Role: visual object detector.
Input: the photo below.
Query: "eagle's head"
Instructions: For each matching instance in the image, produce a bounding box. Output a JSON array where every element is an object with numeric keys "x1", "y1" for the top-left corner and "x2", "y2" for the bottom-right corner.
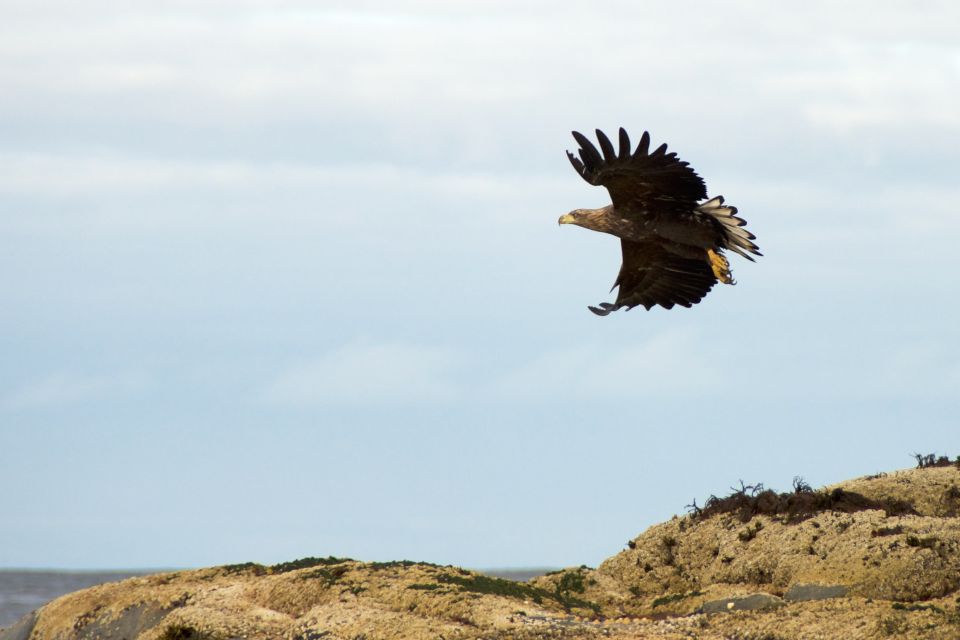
[{"x1": 558, "y1": 206, "x2": 621, "y2": 235}]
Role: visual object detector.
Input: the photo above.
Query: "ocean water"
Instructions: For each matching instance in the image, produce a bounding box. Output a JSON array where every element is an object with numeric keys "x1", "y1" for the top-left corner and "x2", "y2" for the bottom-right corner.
[
  {"x1": 0, "y1": 568, "x2": 549, "y2": 629},
  {"x1": 0, "y1": 570, "x2": 151, "y2": 628}
]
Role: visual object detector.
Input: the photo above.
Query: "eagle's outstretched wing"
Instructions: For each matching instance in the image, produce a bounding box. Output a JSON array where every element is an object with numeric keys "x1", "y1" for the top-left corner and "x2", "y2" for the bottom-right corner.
[
  {"x1": 589, "y1": 240, "x2": 717, "y2": 315},
  {"x1": 567, "y1": 128, "x2": 706, "y2": 213}
]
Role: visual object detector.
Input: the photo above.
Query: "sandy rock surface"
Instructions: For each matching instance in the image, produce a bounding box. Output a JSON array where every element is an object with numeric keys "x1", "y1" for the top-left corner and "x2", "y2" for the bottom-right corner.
[{"x1": 4, "y1": 465, "x2": 960, "y2": 639}]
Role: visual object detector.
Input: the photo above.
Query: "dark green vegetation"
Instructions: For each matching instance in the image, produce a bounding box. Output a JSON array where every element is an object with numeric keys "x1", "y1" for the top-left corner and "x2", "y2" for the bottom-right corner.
[
  {"x1": 556, "y1": 570, "x2": 588, "y2": 595},
  {"x1": 300, "y1": 564, "x2": 351, "y2": 586},
  {"x1": 904, "y1": 535, "x2": 939, "y2": 550},
  {"x1": 159, "y1": 625, "x2": 218, "y2": 640},
  {"x1": 218, "y1": 562, "x2": 267, "y2": 576},
  {"x1": 407, "y1": 568, "x2": 601, "y2": 616},
  {"x1": 941, "y1": 485, "x2": 960, "y2": 516},
  {"x1": 368, "y1": 560, "x2": 441, "y2": 571},
  {"x1": 893, "y1": 602, "x2": 943, "y2": 613},
  {"x1": 272, "y1": 556, "x2": 352, "y2": 574},
  {"x1": 687, "y1": 479, "x2": 915, "y2": 524},
  {"x1": 738, "y1": 520, "x2": 764, "y2": 542},
  {"x1": 872, "y1": 525, "x2": 905, "y2": 537},
  {"x1": 659, "y1": 537, "x2": 678, "y2": 566},
  {"x1": 651, "y1": 590, "x2": 704, "y2": 608},
  {"x1": 880, "y1": 603, "x2": 960, "y2": 637},
  {"x1": 219, "y1": 556, "x2": 353, "y2": 577}
]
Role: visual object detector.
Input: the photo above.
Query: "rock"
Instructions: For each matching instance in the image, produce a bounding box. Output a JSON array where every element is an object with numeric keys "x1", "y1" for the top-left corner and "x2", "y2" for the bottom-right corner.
[
  {"x1": 0, "y1": 612, "x2": 36, "y2": 640},
  {"x1": 599, "y1": 466, "x2": 960, "y2": 603},
  {"x1": 698, "y1": 593, "x2": 785, "y2": 613},
  {"x1": 784, "y1": 583, "x2": 849, "y2": 602},
  {"x1": 19, "y1": 465, "x2": 960, "y2": 639},
  {"x1": 73, "y1": 602, "x2": 170, "y2": 639}
]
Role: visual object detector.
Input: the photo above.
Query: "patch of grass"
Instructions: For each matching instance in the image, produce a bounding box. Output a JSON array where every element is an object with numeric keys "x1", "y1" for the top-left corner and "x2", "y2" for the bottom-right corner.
[
  {"x1": 438, "y1": 573, "x2": 546, "y2": 602},
  {"x1": 368, "y1": 560, "x2": 441, "y2": 571},
  {"x1": 218, "y1": 562, "x2": 267, "y2": 576},
  {"x1": 947, "y1": 605, "x2": 960, "y2": 624},
  {"x1": 660, "y1": 536, "x2": 678, "y2": 566},
  {"x1": 408, "y1": 583, "x2": 442, "y2": 591},
  {"x1": 557, "y1": 570, "x2": 586, "y2": 594},
  {"x1": 892, "y1": 602, "x2": 944, "y2": 614},
  {"x1": 436, "y1": 572, "x2": 601, "y2": 616},
  {"x1": 904, "y1": 535, "x2": 938, "y2": 550},
  {"x1": 878, "y1": 614, "x2": 908, "y2": 636},
  {"x1": 219, "y1": 557, "x2": 353, "y2": 577},
  {"x1": 651, "y1": 590, "x2": 704, "y2": 608},
  {"x1": 738, "y1": 520, "x2": 764, "y2": 542},
  {"x1": 940, "y1": 486, "x2": 960, "y2": 516},
  {"x1": 158, "y1": 625, "x2": 219, "y2": 640},
  {"x1": 872, "y1": 525, "x2": 904, "y2": 537},
  {"x1": 299, "y1": 565, "x2": 350, "y2": 585},
  {"x1": 271, "y1": 556, "x2": 351, "y2": 574},
  {"x1": 292, "y1": 631, "x2": 331, "y2": 640}
]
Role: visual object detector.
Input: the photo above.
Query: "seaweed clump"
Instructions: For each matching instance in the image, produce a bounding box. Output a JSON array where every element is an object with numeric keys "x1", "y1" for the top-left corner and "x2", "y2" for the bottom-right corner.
[
  {"x1": 913, "y1": 453, "x2": 960, "y2": 469},
  {"x1": 688, "y1": 478, "x2": 916, "y2": 524}
]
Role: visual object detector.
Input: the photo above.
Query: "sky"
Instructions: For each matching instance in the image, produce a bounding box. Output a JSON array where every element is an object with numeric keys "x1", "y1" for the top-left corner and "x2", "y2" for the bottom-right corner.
[{"x1": 1, "y1": 1, "x2": 958, "y2": 571}]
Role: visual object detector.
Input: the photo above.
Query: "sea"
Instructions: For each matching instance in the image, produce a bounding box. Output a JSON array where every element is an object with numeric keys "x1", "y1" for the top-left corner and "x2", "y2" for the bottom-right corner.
[
  {"x1": 0, "y1": 568, "x2": 548, "y2": 629},
  {"x1": 0, "y1": 570, "x2": 153, "y2": 629}
]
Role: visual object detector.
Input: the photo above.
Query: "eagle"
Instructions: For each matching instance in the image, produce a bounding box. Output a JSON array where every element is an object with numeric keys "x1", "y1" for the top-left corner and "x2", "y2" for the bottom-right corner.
[{"x1": 560, "y1": 128, "x2": 760, "y2": 314}]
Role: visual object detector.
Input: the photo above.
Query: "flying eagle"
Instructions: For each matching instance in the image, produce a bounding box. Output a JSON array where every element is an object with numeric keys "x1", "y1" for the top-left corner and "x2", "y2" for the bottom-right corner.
[{"x1": 560, "y1": 128, "x2": 760, "y2": 314}]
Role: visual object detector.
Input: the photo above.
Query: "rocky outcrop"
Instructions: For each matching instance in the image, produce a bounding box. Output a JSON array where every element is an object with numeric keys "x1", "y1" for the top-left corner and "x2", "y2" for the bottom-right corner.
[
  {"x1": 5, "y1": 466, "x2": 960, "y2": 639},
  {"x1": 589, "y1": 465, "x2": 960, "y2": 613}
]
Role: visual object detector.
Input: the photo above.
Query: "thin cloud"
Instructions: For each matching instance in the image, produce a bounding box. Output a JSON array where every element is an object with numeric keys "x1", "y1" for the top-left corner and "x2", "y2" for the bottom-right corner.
[
  {"x1": 258, "y1": 330, "x2": 720, "y2": 408},
  {"x1": 491, "y1": 327, "x2": 714, "y2": 401},
  {"x1": 2, "y1": 371, "x2": 148, "y2": 410},
  {"x1": 0, "y1": 152, "x2": 565, "y2": 201},
  {"x1": 260, "y1": 342, "x2": 461, "y2": 406}
]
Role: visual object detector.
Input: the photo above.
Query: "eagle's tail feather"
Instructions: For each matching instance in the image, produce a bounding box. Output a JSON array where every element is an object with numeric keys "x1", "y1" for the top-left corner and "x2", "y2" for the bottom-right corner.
[{"x1": 698, "y1": 196, "x2": 762, "y2": 260}]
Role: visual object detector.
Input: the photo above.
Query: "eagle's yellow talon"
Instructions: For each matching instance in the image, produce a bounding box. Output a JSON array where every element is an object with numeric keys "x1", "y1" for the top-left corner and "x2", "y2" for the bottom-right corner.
[{"x1": 707, "y1": 249, "x2": 734, "y2": 284}]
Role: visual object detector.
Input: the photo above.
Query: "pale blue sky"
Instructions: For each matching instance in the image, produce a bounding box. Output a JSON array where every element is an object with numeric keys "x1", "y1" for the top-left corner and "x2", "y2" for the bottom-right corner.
[{"x1": 1, "y1": 1, "x2": 958, "y2": 570}]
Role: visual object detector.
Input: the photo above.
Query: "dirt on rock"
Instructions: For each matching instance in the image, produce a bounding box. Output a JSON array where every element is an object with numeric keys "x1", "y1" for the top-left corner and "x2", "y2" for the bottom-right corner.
[{"x1": 5, "y1": 465, "x2": 960, "y2": 640}]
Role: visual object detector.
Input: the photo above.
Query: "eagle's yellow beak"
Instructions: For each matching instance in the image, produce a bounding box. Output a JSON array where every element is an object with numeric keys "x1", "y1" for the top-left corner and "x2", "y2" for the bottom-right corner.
[{"x1": 558, "y1": 213, "x2": 576, "y2": 225}]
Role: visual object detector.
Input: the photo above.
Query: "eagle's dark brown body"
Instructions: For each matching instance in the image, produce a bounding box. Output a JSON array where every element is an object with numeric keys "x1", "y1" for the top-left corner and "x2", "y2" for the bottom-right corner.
[{"x1": 560, "y1": 128, "x2": 760, "y2": 314}]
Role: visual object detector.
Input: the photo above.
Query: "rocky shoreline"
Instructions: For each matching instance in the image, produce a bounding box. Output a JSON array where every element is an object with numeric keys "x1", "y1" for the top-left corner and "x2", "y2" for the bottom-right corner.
[{"x1": 5, "y1": 464, "x2": 960, "y2": 639}]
